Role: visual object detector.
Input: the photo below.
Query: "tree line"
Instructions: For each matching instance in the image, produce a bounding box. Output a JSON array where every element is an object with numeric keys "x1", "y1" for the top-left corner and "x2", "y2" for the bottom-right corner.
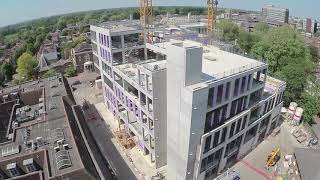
[{"x1": 216, "y1": 19, "x2": 320, "y2": 124}]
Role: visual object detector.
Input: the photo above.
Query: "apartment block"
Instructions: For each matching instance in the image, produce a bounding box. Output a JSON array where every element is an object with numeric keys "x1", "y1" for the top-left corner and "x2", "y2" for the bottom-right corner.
[
  {"x1": 262, "y1": 5, "x2": 289, "y2": 24},
  {"x1": 90, "y1": 21, "x2": 167, "y2": 168}
]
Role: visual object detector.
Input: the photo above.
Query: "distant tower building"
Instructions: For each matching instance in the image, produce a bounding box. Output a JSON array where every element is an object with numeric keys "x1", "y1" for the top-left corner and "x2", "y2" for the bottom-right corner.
[{"x1": 262, "y1": 5, "x2": 289, "y2": 23}]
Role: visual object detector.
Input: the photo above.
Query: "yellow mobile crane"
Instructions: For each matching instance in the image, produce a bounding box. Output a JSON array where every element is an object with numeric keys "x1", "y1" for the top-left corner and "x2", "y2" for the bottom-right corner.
[{"x1": 266, "y1": 147, "x2": 281, "y2": 167}]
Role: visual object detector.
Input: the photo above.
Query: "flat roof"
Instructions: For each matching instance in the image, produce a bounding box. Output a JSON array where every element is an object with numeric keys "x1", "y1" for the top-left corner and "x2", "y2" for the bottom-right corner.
[
  {"x1": 0, "y1": 75, "x2": 85, "y2": 178},
  {"x1": 96, "y1": 20, "x2": 143, "y2": 33},
  {"x1": 148, "y1": 40, "x2": 266, "y2": 81},
  {"x1": 201, "y1": 45, "x2": 265, "y2": 79}
]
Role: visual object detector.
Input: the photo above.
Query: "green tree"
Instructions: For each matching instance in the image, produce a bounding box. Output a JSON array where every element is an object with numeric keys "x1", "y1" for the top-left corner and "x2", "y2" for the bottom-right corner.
[
  {"x1": 42, "y1": 69, "x2": 57, "y2": 78},
  {"x1": 17, "y1": 52, "x2": 38, "y2": 81},
  {"x1": 237, "y1": 30, "x2": 260, "y2": 53},
  {"x1": 298, "y1": 92, "x2": 320, "y2": 123},
  {"x1": 308, "y1": 45, "x2": 319, "y2": 63},
  {"x1": 65, "y1": 64, "x2": 77, "y2": 77},
  {"x1": 254, "y1": 22, "x2": 269, "y2": 33},
  {"x1": 251, "y1": 26, "x2": 312, "y2": 74},
  {"x1": 252, "y1": 26, "x2": 314, "y2": 112},
  {"x1": 216, "y1": 20, "x2": 240, "y2": 42},
  {"x1": 1, "y1": 62, "x2": 14, "y2": 81}
]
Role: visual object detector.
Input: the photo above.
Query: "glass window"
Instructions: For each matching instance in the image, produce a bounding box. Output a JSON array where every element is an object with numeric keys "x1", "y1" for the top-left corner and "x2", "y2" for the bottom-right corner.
[
  {"x1": 207, "y1": 87, "x2": 215, "y2": 107},
  {"x1": 225, "y1": 82, "x2": 231, "y2": 100},
  {"x1": 204, "y1": 135, "x2": 212, "y2": 153},
  {"x1": 216, "y1": 85, "x2": 223, "y2": 104},
  {"x1": 229, "y1": 122, "x2": 236, "y2": 138},
  {"x1": 213, "y1": 131, "x2": 220, "y2": 148},
  {"x1": 221, "y1": 127, "x2": 227, "y2": 143},
  {"x1": 234, "y1": 78, "x2": 240, "y2": 97}
]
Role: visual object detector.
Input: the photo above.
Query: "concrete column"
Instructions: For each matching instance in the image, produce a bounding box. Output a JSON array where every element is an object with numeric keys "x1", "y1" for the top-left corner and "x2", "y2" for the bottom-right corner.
[{"x1": 146, "y1": 74, "x2": 149, "y2": 91}]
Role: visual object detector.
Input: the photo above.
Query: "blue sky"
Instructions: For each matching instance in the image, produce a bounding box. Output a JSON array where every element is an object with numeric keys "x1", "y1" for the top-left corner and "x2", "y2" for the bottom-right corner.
[{"x1": 0, "y1": 0, "x2": 319, "y2": 27}]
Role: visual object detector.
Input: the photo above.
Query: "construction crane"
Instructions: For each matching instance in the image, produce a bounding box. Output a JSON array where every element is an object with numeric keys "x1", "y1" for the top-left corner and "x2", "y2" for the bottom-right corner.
[
  {"x1": 140, "y1": 0, "x2": 153, "y2": 42},
  {"x1": 266, "y1": 147, "x2": 281, "y2": 167},
  {"x1": 207, "y1": 0, "x2": 218, "y2": 33}
]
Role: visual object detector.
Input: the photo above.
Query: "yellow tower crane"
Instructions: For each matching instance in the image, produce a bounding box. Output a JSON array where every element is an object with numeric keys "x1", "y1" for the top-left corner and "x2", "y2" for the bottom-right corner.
[
  {"x1": 207, "y1": 0, "x2": 218, "y2": 33},
  {"x1": 140, "y1": 0, "x2": 153, "y2": 42}
]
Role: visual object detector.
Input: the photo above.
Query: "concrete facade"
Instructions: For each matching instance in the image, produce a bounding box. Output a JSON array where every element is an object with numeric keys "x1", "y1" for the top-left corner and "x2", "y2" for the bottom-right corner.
[{"x1": 148, "y1": 40, "x2": 286, "y2": 180}]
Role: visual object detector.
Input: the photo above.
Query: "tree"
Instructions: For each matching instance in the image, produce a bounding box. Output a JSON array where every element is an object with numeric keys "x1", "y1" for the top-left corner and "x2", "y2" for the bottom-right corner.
[
  {"x1": 1, "y1": 62, "x2": 14, "y2": 81},
  {"x1": 254, "y1": 22, "x2": 269, "y2": 33},
  {"x1": 237, "y1": 30, "x2": 260, "y2": 53},
  {"x1": 42, "y1": 69, "x2": 57, "y2": 78},
  {"x1": 17, "y1": 52, "x2": 38, "y2": 81},
  {"x1": 216, "y1": 20, "x2": 240, "y2": 42},
  {"x1": 252, "y1": 26, "x2": 314, "y2": 112},
  {"x1": 251, "y1": 26, "x2": 312, "y2": 74},
  {"x1": 298, "y1": 92, "x2": 320, "y2": 123},
  {"x1": 64, "y1": 64, "x2": 76, "y2": 77},
  {"x1": 308, "y1": 45, "x2": 319, "y2": 63}
]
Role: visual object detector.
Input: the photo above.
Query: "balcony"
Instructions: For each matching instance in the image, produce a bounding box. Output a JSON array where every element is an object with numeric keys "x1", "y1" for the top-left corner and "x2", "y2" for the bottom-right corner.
[{"x1": 252, "y1": 79, "x2": 264, "y2": 90}]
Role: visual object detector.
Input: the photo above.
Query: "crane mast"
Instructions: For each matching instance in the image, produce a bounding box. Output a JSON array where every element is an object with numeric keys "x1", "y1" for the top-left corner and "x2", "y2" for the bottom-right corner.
[
  {"x1": 207, "y1": 0, "x2": 218, "y2": 33},
  {"x1": 140, "y1": 0, "x2": 153, "y2": 43}
]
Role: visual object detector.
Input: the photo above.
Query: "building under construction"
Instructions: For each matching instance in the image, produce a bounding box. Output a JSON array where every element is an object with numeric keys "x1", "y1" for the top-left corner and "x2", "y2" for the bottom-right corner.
[{"x1": 90, "y1": 14, "x2": 286, "y2": 179}]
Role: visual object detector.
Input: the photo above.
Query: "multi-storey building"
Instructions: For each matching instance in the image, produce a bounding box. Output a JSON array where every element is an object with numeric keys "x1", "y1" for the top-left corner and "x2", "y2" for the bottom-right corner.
[
  {"x1": 90, "y1": 21, "x2": 167, "y2": 168},
  {"x1": 147, "y1": 40, "x2": 286, "y2": 180},
  {"x1": 91, "y1": 21, "x2": 286, "y2": 180},
  {"x1": 262, "y1": 5, "x2": 289, "y2": 24},
  {"x1": 0, "y1": 74, "x2": 109, "y2": 179}
]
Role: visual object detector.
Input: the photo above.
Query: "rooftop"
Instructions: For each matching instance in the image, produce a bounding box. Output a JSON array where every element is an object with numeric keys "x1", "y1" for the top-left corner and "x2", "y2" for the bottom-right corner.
[
  {"x1": 97, "y1": 20, "x2": 143, "y2": 33},
  {"x1": 0, "y1": 75, "x2": 98, "y2": 179},
  {"x1": 148, "y1": 40, "x2": 266, "y2": 82}
]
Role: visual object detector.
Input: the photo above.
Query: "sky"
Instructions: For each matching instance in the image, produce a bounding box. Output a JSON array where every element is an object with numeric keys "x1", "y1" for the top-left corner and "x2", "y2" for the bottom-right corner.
[{"x1": 0, "y1": 0, "x2": 319, "y2": 27}]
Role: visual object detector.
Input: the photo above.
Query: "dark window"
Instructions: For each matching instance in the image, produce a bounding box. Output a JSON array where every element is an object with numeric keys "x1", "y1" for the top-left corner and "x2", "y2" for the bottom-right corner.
[
  {"x1": 230, "y1": 100, "x2": 237, "y2": 117},
  {"x1": 220, "y1": 105, "x2": 227, "y2": 124},
  {"x1": 213, "y1": 110, "x2": 220, "y2": 125},
  {"x1": 247, "y1": 74, "x2": 252, "y2": 90},
  {"x1": 213, "y1": 131, "x2": 220, "y2": 148},
  {"x1": 229, "y1": 122, "x2": 236, "y2": 138},
  {"x1": 242, "y1": 115, "x2": 247, "y2": 130},
  {"x1": 204, "y1": 135, "x2": 212, "y2": 153},
  {"x1": 234, "y1": 78, "x2": 240, "y2": 97},
  {"x1": 221, "y1": 127, "x2": 227, "y2": 143},
  {"x1": 205, "y1": 112, "x2": 213, "y2": 133},
  {"x1": 235, "y1": 118, "x2": 242, "y2": 134},
  {"x1": 216, "y1": 85, "x2": 223, "y2": 104},
  {"x1": 208, "y1": 87, "x2": 215, "y2": 107},
  {"x1": 244, "y1": 125, "x2": 258, "y2": 143},
  {"x1": 225, "y1": 82, "x2": 231, "y2": 100},
  {"x1": 240, "y1": 76, "x2": 247, "y2": 94}
]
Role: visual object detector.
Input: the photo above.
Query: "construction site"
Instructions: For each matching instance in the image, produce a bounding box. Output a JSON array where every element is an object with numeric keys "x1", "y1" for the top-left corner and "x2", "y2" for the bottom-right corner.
[{"x1": 69, "y1": 0, "x2": 319, "y2": 180}]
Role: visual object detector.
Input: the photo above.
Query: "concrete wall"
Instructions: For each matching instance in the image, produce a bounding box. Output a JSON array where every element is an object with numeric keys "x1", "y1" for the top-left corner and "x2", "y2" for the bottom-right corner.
[{"x1": 152, "y1": 70, "x2": 167, "y2": 168}]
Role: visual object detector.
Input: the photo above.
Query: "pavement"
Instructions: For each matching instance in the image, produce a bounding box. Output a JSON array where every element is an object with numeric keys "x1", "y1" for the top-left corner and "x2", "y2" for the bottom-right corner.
[{"x1": 229, "y1": 121, "x2": 304, "y2": 180}]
